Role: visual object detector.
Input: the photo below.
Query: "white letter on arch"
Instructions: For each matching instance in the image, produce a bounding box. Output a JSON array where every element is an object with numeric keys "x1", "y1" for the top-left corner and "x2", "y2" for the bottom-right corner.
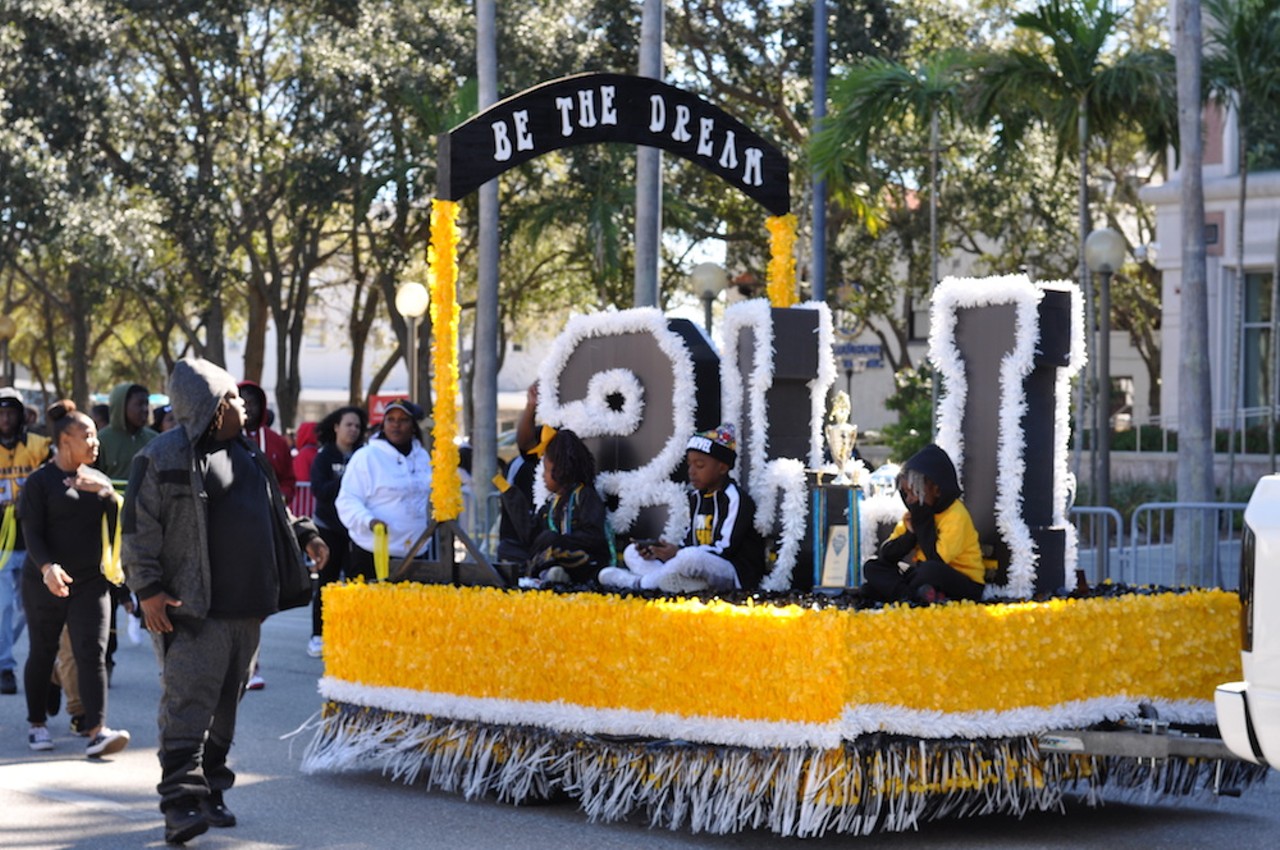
[
  {"x1": 648, "y1": 95, "x2": 666, "y2": 133},
  {"x1": 491, "y1": 120, "x2": 512, "y2": 162}
]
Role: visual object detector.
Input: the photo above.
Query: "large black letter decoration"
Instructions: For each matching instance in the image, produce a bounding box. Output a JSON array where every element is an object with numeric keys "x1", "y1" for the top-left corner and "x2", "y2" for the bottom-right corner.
[
  {"x1": 438, "y1": 73, "x2": 790, "y2": 216},
  {"x1": 929, "y1": 276, "x2": 1083, "y2": 597},
  {"x1": 537, "y1": 309, "x2": 720, "y2": 543},
  {"x1": 720, "y1": 300, "x2": 836, "y2": 590}
]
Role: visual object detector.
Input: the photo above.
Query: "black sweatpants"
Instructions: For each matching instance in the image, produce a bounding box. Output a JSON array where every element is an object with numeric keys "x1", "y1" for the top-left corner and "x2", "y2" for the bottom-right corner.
[
  {"x1": 22, "y1": 572, "x2": 110, "y2": 730},
  {"x1": 155, "y1": 616, "x2": 260, "y2": 810},
  {"x1": 862, "y1": 558, "x2": 985, "y2": 603}
]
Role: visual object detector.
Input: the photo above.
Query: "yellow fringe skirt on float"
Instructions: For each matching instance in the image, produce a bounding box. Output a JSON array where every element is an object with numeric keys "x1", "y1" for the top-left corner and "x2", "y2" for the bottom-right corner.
[{"x1": 301, "y1": 584, "x2": 1266, "y2": 836}]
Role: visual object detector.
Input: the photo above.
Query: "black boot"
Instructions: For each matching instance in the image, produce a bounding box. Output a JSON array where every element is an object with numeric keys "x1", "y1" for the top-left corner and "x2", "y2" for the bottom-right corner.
[
  {"x1": 200, "y1": 792, "x2": 237, "y2": 828},
  {"x1": 163, "y1": 797, "x2": 208, "y2": 845}
]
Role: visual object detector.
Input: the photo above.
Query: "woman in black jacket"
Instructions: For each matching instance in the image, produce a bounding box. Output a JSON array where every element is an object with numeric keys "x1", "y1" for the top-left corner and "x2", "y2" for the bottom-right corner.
[
  {"x1": 498, "y1": 429, "x2": 610, "y2": 584},
  {"x1": 305, "y1": 406, "x2": 366, "y2": 657}
]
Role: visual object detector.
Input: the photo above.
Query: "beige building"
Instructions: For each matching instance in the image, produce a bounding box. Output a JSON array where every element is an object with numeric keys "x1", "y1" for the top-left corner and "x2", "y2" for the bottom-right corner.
[{"x1": 1141, "y1": 101, "x2": 1280, "y2": 433}]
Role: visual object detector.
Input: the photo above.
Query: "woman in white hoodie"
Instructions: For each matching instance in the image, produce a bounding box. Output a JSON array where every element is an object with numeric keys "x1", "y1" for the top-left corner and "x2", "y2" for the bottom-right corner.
[{"x1": 336, "y1": 400, "x2": 433, "y2": 577}]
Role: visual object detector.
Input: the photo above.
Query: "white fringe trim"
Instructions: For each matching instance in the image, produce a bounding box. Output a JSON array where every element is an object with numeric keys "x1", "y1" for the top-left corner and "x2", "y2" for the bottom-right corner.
[
  {"x1": 301, "y1": 701, "x2": 1263, "y2": 837},
  {"x1": 858, "y1": 493, "x2": 908, "y2": 566},
  {"x1": 758, "y1": 459, "x2": 808, "y2": 591},
  {"x1": 558, "y1": 368, "x2": 645, "y2": 438},
  {"x1": 720, "y1": 300, "x2": 833, "y2": 590},
  {"x1": 1049, "y1": 280, "x2": 1087, "y2": 591},
  {"x1": 316, "y1": 677, "x2": 1217, "y2": 749},
  {"x1": 797, "y1": 300, "x2": 838, "y2": 469}
]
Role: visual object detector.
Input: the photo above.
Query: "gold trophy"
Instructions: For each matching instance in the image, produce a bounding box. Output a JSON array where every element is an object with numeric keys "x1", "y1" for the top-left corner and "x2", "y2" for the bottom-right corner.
[{"x1": 825, "y1": 391, "x2": 858, "y2": 486}]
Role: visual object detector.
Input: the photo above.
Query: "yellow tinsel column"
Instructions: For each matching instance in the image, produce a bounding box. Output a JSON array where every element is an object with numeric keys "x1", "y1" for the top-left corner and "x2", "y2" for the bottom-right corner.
[
  {"x1": 427, "y1": 198, "x2": 463, "y2": 521},
  {"x1": 765, "y1": 213, "x2": 798, "y2": 307}
]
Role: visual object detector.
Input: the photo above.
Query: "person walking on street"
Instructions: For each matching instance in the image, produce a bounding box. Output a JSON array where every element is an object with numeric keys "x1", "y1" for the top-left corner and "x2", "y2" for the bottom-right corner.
[
  {"x1": 123, "y1": 358, "x2": 328, "y2": 845},
  {"x1": 336, "y1": 399, "x2": 433, "y2": 579},
  {"x1": 0, "y1": 387, "x2": 52, "y2": 696},
  {"x1": 20, "y1": 400, "x2": 129, "y2": 757}
]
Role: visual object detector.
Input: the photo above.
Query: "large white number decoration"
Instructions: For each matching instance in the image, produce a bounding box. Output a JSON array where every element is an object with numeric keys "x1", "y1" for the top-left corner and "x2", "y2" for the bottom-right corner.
[
  {"x1": 537, "y1": 308, "x2": 702, "y2": 544},
  {"x1": 720, "y1": 300, "x2": 836, "y2": 590}
]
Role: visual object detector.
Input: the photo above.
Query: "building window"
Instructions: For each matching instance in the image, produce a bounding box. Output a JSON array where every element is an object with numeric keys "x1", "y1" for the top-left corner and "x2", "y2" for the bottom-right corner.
[
  {"x1": 1242, "y1": 272, "x2": 1276, "y2": 428},
  {"x1": 305, "y1": 317, "x2": 326, "y2": 349},
  {"x1": 907, "y1": 293, "x2": 929, "y2": 342}
]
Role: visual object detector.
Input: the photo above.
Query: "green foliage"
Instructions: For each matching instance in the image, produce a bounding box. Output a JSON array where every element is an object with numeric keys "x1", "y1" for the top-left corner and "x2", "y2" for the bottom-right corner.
[
  {"x1": 880, "y1": 365, "x2": 934, "y2": 462},
  {"x1": 0, "y1": 0, "x2": 1203, "y2": 436}
]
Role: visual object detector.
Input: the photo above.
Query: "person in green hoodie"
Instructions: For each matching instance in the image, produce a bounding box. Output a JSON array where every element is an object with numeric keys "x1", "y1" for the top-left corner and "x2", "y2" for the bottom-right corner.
[{"x1": 97, "y1": 384, "x2": 158, "y2": 482}]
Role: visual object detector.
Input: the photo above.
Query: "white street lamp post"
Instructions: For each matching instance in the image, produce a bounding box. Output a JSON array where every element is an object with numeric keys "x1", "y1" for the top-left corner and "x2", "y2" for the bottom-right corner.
[
  {"x1": 690, "y1": 261, "x2": 727, "y2": 334},
  {"x1": 395, "y1": 282, "x2": 429, "y2": 402},
  {"x1": 1085, "y1": 227, "x2": 1126, "y2": 512}
]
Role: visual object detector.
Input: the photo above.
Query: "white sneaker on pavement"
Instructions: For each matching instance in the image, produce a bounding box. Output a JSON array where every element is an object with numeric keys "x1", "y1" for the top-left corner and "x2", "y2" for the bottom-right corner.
[
  {"x1": 246, "y1": 672, "x2": 265, "y2": 691},
  {"x1": 127, "y1": 614, "x2": 145, "y2": 646},
  {"x1": 85, "y1": 727, "x2": 130, "y2": 757},
  {"x1": 307, "y1": 636, "x2": 323, "y2": 658},
  {"x1": 28, "y1": 725, "x2": 54, "y2": 751}
]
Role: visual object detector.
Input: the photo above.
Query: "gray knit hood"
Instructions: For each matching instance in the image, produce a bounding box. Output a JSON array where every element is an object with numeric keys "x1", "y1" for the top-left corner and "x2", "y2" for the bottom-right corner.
[{"x1": 169, "y1": 358, "x2": 238, "y2": 444}]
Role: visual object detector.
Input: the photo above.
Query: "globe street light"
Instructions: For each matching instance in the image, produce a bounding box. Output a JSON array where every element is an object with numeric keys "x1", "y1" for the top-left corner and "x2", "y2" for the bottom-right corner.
[
  {"x1": 1085, "y1": 227, "x2": 1125, "y2": 512},
  {"x1": 690, "y1": 262, "x2": 727, "y2": 334},
  {"x1": 395, "y1": 281, "x2": 429, "y2": 402}
]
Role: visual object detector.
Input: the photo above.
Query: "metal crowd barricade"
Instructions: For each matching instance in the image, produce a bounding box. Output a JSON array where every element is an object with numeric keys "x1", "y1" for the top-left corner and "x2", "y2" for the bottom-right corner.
[
  {"x1": 1126, "y1": 502, "x2": 1246, "y2": 590},
  {"x1": 1069, "y1": 502, "x2": 1246, "y2": 590},
  {"x1": 1068, "y1": 505, "x2": 1125, "y2": 585}
]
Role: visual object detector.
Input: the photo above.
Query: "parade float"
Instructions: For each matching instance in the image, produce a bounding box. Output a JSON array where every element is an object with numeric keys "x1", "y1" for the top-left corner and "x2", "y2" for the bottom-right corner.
[{"x1": 302, "y1": 73, "x2": 1267, "y2": 836}]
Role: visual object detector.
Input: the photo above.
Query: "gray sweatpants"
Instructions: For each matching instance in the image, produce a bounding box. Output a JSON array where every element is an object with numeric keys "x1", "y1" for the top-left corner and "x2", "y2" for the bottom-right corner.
[{"x1": 152, "y1": 616, "x2": 260, "y2": 809}]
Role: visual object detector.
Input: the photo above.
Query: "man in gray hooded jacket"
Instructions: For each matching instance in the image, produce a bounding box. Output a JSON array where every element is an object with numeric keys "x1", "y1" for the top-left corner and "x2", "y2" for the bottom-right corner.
[{"x1": 123, "y1": 358, "x2": 328, "y2": 845}]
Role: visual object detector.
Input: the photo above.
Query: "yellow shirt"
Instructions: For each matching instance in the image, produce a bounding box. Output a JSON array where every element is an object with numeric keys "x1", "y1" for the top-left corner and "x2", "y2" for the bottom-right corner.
[
  {"x1": 887, "y1": 499, "x2": 988, "y2": 584},
  {"x1": 0, "y1": 433, "x2": 52, "y2": 506}
]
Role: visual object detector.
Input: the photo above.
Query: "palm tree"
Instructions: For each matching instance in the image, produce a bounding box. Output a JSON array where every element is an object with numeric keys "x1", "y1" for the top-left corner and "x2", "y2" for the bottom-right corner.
[
  {"x1": 974, "y1": 0, "x2": 1176, "y2": 505},
  {"x1": 812, "y1": 51, "x2": 973, "y2": 298},
  {"x1": 1203, "y1": 0, "x2": 1280, "y2": 487},
  {"x1": 811, "y1": 51, "x2": 974, "y2": 426}
]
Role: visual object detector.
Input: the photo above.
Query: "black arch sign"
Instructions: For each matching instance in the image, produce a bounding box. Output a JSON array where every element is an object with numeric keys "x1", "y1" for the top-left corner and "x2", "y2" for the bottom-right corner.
[{"x1": 437, "y1": 73, "x2": 791, "y2": 216}]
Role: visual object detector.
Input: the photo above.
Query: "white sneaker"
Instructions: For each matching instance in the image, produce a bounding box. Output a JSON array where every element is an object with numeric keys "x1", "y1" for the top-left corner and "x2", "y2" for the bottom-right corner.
[
  {"x1": 28, "y1": 725, "x2": 53, "y2": 751},
  {"x1": 246, "y1": 672, "x2": 265, "y2": 691},
  {"x1": 85, "y1": 727, "x2": 130, "y2": 757},
  {"x1": 127, "y1": 614, "x2": 145, "y2": 646},
  {"x1": 597, "y1": 566, "x2": 641, "y2": 589},
  {"x1": 307, "y1": 636, "x2": 323, "y2": 658}
]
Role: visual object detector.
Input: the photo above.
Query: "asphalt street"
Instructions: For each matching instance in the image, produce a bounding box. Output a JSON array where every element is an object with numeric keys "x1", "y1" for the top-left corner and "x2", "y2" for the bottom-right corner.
[{"x1": 1, "y1": 602, "x2": 1278, "y2": 849}]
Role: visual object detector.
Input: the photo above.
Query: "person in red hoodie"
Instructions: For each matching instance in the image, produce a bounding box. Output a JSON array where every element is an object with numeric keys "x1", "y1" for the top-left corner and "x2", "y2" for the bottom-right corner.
[
  {"x1": 290, "y1": 422, "x2": 318, "y2": 517},
  {"x1": 235, "y1": 382, "x2": 296, "y2": 503}
]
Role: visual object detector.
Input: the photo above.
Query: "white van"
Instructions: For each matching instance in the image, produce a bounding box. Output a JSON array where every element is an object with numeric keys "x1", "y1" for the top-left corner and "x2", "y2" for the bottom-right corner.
[{"x1": 1215, "y1": 475, "x2": 1280, "y2": 765}]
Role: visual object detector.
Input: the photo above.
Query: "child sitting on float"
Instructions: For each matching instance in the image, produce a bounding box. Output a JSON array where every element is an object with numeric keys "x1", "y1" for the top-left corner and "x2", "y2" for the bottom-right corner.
[
  {"x1": 495, "y1": 428, "x2": 611, "y2": 585},
  {"x1": 599, "y1": 424, "x2": 765, "y2": 594},
  {"x1": 860, "y1": 443, "x2": 988, "y2": 604}
]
